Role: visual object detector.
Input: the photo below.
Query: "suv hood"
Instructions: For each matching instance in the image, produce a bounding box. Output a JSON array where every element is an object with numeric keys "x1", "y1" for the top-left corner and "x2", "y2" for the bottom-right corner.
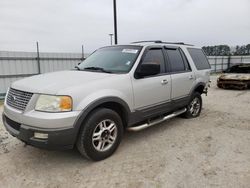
[{"x1": 11, "y1": 70, "x2": 113, "y2": 94}]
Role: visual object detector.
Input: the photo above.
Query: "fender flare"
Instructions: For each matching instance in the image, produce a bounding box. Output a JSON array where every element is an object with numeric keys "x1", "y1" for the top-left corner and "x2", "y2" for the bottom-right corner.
[
  {"x1": 189, "y1": 82, "x2": 206, "y2": 96},
  {"x1": 71, "y1": 97, "x2": 131, "y2": 143}
]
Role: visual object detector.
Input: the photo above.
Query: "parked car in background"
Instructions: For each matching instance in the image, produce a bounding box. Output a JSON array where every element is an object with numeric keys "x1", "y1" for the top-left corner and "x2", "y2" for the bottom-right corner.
[
  {"x1": 2, "y1": 41, "x2": 210, "y2": 161},
  {"x1": 217, "y1": 64, "x2": 250, "y2": 90}
]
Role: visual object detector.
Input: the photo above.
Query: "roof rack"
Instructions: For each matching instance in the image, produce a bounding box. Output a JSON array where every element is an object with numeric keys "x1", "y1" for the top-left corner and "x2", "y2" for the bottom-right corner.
[
  {"x1": 131, "y1": 40, "x2": 193, "y2": 46},
  {"x1": 131, "y1": 40, "x2": 163, "y2": 44}
]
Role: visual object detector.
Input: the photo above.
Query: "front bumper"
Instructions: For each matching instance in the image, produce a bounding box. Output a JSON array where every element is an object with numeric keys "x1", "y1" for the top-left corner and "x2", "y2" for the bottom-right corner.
[
  {"x1": 2, "y1": 89, "x2": 82, "y2": 149},
  {"x1": 2, "y1": 113, "x2": 77, "y2": 150}
]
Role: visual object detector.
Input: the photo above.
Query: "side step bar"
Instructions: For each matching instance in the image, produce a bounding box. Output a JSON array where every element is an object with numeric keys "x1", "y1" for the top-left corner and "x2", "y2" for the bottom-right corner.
[{"x1": 127, "y1": 108, "x2": 187, "y2": 132}]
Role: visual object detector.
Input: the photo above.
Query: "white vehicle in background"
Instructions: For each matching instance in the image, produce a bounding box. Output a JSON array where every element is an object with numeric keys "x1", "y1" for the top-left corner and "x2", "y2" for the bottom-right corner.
[{"x1": 2, "y1": 40, "x2": 210, "y2": 161}]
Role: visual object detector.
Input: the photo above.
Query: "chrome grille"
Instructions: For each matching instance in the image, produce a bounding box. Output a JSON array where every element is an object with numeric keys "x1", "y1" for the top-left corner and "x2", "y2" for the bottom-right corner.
[{"x1": 7, "y1": 88, "x2": 33, "y2": 111}]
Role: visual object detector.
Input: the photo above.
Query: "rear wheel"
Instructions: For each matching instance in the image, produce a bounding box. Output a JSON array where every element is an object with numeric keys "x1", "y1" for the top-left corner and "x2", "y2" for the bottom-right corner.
[
  {"x1": 77, "y1": 108, "x2": 123, "y2": 161},
  {"x1": 183, "y1": 92, "x2": 202, "y2": 118}
]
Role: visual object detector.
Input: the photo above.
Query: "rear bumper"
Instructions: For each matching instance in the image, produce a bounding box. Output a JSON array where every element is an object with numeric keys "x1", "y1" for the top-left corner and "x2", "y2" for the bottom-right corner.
[{"x1": 2, "y1": 113, "x2": 76, "y2": 150}]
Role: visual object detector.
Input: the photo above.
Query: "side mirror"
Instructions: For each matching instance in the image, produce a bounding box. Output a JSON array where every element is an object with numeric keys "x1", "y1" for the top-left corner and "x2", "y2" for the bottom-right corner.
[{"x1": 136, "y1": 63, "x2": 160, "y2": 78}]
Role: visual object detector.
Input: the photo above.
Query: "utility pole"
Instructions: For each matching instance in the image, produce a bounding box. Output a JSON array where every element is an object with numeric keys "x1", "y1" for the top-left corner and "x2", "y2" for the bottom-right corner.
[
  {"x1": 109, "y1": 34, "x2": 113, "y2": 45},
  {"x1": 113, "y1": 0, "x2": 118, "y2": 44},
  {"x1": 36, "y1": 42, "x2": 41, "y2": 74},
  {"x1": 81, "y1": 45, "x2": 84, "y2": 60}
]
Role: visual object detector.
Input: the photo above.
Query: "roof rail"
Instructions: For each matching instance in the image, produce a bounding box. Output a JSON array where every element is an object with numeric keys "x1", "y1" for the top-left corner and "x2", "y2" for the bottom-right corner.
[
  {"x1": 131, "y1": 40, "x2": 162, "y2": 44},
  {"x1": 131, "y1": 40, "x2": 193, "y2": 46},
  {"x1": 161, "y1": 41, "x2": 194, "y2": 46}
]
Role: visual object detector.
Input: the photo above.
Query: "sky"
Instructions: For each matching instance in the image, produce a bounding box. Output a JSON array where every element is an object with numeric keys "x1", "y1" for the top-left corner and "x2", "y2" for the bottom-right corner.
[{"x1": 0, "y1": 0, "x2": 250, "y2": 53}]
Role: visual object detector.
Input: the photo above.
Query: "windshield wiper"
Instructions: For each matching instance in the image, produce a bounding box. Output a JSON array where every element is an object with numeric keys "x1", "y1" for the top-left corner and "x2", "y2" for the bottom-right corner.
[{"x1": 83, "y1": 67, "x2": 112, "y2": 73}]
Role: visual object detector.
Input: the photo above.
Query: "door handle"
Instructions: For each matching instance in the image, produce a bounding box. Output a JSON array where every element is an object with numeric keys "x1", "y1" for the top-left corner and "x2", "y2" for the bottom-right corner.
[
  {"x1": 189, "y1": 75, "x2": 194, "y2": 80},
  {"x1": 161, "y1": 79, "x2": 168, "y2": 85}
]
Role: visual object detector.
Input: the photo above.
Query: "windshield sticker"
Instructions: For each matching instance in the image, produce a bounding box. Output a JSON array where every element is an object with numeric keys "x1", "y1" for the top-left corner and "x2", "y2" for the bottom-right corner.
[{"x1": 122, "y1": 49, "x2": 138, "y2": 54}]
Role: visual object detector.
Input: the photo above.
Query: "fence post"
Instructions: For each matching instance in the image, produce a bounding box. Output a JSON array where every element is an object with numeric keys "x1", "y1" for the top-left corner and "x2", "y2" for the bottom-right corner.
[
  {"x1": 36, "y1": 42, "x2": 41, "y2": 74},
  {"x1": 228, "y1": 55, "x2": 231, "y2": 69},
  {"x1": 215, "y1": 56, "x2": 217, "y2": 73},
  {"x1": 221, "y1": 56, "x2": 223, "y2": 72}
]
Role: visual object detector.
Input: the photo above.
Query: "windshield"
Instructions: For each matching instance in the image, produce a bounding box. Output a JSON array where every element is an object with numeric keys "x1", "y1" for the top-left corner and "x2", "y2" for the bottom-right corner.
[{"x1": 77, "y1": 45, "x2": 142, "y2": 73}]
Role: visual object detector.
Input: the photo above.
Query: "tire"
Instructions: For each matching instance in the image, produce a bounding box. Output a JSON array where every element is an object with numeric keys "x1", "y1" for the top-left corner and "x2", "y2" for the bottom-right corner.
[
  {"x1": 76, "y1": 108, "x2": 123, "y2": 161},
  {"x1": 183, "y1": 92, "x2": 202, "y2": 118}
]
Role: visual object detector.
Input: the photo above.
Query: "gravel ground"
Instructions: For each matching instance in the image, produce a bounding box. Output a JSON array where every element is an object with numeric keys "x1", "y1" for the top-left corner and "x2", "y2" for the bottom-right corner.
[{"x1": 0, "y1": 76, "x2": 250, "y2": 188}]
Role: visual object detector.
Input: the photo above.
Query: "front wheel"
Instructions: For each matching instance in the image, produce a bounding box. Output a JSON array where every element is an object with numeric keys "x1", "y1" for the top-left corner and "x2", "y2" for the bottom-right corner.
[
  {"x1": 183, "y1": 92, "x2": 202, "y2": 118},
  {"x1": 77, "y1": 108, "x2": 123, "y2": 161}
]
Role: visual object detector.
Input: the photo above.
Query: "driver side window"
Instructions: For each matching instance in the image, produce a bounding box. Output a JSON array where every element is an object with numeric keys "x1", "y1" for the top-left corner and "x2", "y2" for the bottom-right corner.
[{"x1": 141, "y1": 49, "x2": 165, "y2": 74}]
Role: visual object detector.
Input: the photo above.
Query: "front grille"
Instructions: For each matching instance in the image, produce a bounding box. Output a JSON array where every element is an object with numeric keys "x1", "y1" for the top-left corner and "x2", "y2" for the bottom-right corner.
[
  {"x1": 4, "y1": 115, "x2": 21, "y2": 131},
  {"x1": 7, "y1": 88, "x2": 33, "y2": 111}
]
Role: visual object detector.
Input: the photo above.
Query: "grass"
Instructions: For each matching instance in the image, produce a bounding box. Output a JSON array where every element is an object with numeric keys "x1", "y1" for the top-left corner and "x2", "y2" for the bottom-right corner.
[{"x1": 0, "y1": 100, "x2": 4, "y2": 106}]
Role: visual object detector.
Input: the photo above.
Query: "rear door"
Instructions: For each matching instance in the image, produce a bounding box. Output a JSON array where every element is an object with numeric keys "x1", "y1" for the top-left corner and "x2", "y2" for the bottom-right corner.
[{"x1": 164, "y1": 47, "x2": 195, "y2": 103}]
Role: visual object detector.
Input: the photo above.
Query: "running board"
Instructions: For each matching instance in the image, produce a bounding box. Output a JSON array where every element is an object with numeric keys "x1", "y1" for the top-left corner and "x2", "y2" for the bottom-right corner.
[{"x1": 127, "y1": 108, "x2": 187, "y2": 132}]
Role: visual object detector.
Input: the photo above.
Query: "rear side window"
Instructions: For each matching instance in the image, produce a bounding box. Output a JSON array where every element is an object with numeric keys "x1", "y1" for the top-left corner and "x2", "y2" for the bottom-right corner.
[
  {"x1": 188, "y1": 48, "x2": 210, "y2": 70},
  {"x1": 165, "y1": 49, "x2": 185, "y2": 72}
]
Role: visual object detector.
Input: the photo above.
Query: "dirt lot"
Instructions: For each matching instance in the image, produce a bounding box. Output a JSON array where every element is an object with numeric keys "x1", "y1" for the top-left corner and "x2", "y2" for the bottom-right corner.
[{"x1": 0, "y1": 76, "x2": 249, "y2": 188}]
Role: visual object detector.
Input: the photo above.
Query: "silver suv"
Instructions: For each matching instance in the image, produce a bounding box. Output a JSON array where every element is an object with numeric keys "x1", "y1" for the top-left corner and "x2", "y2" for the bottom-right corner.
[{"x1": 2, "y1": 41, "x2": 210, "y2": 161}]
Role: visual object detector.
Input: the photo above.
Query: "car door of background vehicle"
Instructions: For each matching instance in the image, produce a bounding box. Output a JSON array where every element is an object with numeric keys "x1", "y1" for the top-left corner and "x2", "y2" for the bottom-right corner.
[
  {"x1": 132, "y1": 47, "x2": 171, "y2": 117},
  {"x1": 164, "y1": 47, "x2": 195, "y2": 104}
]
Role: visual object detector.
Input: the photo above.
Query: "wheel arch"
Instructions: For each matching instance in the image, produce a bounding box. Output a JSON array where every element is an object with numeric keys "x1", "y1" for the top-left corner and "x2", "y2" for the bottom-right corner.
[
  {"x1": 190, "y1": 82, "x2": 206, "y2": 95},
  {"x1": 72, "y1": 97, "x2": 131, "y2": 143}
]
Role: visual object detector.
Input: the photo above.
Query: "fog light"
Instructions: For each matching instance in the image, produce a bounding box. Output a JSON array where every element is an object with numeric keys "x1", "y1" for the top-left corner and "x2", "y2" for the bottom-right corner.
[{"x1": 34, "y1": 132, "x2": 48, "y2": 139}]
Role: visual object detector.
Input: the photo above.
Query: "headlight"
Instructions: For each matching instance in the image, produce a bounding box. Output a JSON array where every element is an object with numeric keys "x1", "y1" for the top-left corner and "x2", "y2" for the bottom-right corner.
[{"x1": 35, "y1": 95, "x2": 72, "y2": 112}]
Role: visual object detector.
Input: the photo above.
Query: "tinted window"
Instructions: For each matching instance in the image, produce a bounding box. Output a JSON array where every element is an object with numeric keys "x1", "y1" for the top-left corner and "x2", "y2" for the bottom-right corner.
[
  {"x1": 166, "y1": 49, "x2": 185, "y2": 72},
  {"x1": 180, "y1": 49, "x2": 191, "y2": 71},
  {"x1": 141, "y1": 49, "x2": 165, "y2": 74},
  {"x1": 188, "y1": 48, "x2": 211, "y2": 70}
]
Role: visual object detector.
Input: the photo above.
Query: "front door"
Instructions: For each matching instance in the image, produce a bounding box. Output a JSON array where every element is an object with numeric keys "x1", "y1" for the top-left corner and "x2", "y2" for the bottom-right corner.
[{"x1": 132, "y1": 48, "x2": 171, "y2": 113}]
